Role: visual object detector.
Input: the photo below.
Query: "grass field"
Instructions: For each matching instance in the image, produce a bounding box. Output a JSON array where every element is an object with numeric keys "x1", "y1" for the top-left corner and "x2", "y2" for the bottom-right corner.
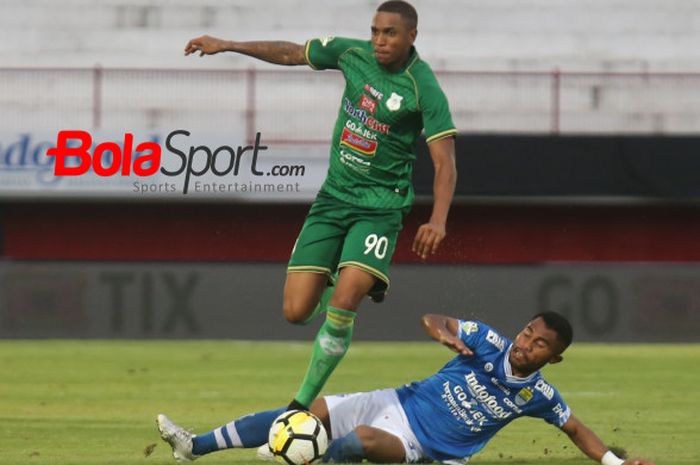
[{"x1": 0, "y1": 340, "x2": 698, "y2": 465}]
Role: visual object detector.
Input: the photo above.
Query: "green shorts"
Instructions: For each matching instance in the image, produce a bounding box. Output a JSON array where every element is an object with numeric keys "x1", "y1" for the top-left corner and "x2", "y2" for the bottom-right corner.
[{"x1": 288, "y1": 191, "x2": 405, "y2": 292}]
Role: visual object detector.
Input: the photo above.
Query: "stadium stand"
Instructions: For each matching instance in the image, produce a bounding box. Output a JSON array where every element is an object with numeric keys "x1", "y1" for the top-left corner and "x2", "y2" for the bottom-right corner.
[{"x1": 2, "y1": 0, "x2": 699, "y2": 71}]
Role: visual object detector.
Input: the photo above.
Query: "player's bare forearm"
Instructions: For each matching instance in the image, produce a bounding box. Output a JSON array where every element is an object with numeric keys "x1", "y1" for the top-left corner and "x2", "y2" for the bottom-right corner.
[
  {"x1": 185, "y1": 35, "x2": 306, "y2": 66},
  {"x1": 428, "y1": 137, "x2": 457, "y2": 226},
  {"x1": 227, "y1": 40, "x2": 307, "y2": 65},
  {"x1": 421, "y1": 314, "x2": 456, "y2": 339},
  {"x1": 562, "y1": 415, "x2": 612, "y2": 461},
  {"x1": 562, "y1": 415, "x2": 658, "y2": 465},
  {"x1": 412, "y1": 137, "x2": 456, "y2": 259},
  {"x1": 421, "y1": 314, "x2": 472, "y2": 356}
]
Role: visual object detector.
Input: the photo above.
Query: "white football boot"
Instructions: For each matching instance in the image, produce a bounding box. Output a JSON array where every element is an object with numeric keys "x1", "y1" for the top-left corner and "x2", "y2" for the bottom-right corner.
[
  {"x1": 256, "y1": 444, "x2": 275, "y2": 462},
  {"x1": 157, "y1": 414, "x2": 199, "y2": 462}
]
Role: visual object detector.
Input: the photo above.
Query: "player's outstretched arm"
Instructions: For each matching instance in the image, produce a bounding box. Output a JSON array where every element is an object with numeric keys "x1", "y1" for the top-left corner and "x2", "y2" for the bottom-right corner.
[
  {"x1": 561, "y1": 415, "x2": 658, "y2": 465},
  {"x1": 412, "y1": 137, "x2": 456, "y2": 259},
  {"x1": 184, "y1": 35, "x2": 306, "y2": 66},
  {"x1": 421, "y1": 314, "x2": 472, "y2": 356}
]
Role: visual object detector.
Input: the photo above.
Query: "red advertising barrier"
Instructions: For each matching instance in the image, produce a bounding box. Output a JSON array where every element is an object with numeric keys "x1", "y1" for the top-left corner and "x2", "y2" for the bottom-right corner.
[{"x1": 3, "y1": 202, "x2": 700, "y2": 263}]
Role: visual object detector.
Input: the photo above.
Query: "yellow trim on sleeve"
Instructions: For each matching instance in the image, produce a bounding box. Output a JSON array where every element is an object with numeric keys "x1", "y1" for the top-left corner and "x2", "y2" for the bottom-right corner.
[
  {"x1": 426, "y1": 129, "x2": 458, "y2": 144},
  {"x1": 304, "y1": 40, "x2": 318, "y2": 70}
]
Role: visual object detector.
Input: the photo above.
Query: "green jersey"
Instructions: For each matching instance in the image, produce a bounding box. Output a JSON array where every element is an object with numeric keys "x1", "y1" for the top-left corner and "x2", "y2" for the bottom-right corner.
[{"x1": 305, "y1": 36, "x2": 457, "y2": 210}]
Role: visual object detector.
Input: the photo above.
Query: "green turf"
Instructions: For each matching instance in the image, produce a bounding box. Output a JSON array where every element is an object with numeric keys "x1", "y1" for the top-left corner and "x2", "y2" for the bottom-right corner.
[{"x1": 0, "y1": 340, "x2": 697, "y2": 464}]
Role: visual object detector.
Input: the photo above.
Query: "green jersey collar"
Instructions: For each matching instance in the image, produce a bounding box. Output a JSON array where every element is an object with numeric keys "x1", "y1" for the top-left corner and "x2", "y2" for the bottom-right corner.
[{"x1": 378, "y1": 46, "x2": 419, "y2": 74}]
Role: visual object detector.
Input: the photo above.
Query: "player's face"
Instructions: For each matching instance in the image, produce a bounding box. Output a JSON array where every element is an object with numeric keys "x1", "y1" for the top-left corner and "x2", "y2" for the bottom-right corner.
[
  {"x1": 370, "y1": 12, "x2": 417, "y2": 71},
  {"x1": 509, "y1": 317, "x2": 564, "y2": 377}
]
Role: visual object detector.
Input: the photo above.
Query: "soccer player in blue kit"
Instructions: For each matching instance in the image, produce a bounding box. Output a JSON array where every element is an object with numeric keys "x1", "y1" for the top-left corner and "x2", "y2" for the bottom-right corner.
[{"x1": 157, "y1": 312, "x2": 657, "y2": 465}]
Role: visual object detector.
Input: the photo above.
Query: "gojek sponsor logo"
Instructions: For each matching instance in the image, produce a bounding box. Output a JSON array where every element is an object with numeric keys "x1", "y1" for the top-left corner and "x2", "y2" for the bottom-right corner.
[{"x1": 46, "y1": 130, "x2": 305, "y2": 194}]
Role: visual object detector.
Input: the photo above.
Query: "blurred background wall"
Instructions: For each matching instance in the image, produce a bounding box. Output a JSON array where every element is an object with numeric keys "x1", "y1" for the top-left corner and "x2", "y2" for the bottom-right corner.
[
  {"x1": 1, "y1": 0, "x2": 699, "y2": 341},
  {"x1": 3, "y1": 0, "x2": 700, "y2": 71}
]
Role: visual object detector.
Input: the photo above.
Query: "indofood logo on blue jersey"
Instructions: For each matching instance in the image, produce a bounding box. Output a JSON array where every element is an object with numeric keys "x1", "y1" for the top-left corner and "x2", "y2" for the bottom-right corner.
[{"x1": 465, "y1": 372, "x2": 513, "y2": 420}]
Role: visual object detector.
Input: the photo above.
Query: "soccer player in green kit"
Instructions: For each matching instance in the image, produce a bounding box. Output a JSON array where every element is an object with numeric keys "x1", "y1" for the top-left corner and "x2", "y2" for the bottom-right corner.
[{"x1": 185, "y1": 1, "x2": 457, "y2": 412}]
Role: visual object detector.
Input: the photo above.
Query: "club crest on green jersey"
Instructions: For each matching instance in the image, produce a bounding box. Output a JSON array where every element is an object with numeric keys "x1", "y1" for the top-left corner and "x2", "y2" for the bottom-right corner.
[{"x1": 386, "y1": 92, "x2": 403, "y2": 111}]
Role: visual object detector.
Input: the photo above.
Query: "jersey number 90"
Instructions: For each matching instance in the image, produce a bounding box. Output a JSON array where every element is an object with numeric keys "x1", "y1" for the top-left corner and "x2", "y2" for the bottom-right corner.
[{"x1": 364, "y1": 234, "x2": 388, "y2": 259}]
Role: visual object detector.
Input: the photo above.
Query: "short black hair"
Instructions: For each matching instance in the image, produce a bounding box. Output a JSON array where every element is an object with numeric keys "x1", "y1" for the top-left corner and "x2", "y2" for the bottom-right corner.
[
  {"x1": 532, "y1": 311, "x2": 573, "y2": 351},
  {"x1": 377, "y1": 1, "x2": 418, "y2": 29}
]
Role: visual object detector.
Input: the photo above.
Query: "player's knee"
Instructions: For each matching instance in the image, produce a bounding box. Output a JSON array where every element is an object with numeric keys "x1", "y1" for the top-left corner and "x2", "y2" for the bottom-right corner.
[
  {"x1": 354, "y1": 425, "x2": 405, "y2": 463},
  {"x1": 353, "y1": 425, "x2": 376, "y2": 450},
  {"x1": 282, "y1": 299, "x2": 314, "y2": 325}
]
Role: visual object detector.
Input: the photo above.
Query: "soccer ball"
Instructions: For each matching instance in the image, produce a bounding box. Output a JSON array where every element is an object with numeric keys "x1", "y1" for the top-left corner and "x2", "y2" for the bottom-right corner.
[{"x1": 268, "y1": 410, "x2": 329, "y2": 465}]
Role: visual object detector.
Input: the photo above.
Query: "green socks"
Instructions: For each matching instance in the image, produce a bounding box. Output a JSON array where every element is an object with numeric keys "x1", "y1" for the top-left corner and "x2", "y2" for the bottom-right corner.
[{"x1": 293, "y1": 306, "x2": 356, "y2": 407}]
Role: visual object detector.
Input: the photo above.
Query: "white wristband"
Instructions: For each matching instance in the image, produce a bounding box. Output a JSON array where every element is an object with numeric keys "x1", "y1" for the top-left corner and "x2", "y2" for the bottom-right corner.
[{"x1": 601, "y1": 450, "x2": 625, "y2": 465}]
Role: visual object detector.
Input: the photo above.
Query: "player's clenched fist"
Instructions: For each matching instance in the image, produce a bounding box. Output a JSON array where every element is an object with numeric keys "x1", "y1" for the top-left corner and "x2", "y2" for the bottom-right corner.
[{"x1": 185, "y1": 35, "x2": 227, "y2": 56}]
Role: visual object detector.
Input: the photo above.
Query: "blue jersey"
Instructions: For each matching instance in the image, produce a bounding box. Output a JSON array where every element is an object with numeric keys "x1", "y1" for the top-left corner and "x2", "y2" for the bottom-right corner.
[{"x1": 396, "y1": 321, "x2": 571, "y2": 463}]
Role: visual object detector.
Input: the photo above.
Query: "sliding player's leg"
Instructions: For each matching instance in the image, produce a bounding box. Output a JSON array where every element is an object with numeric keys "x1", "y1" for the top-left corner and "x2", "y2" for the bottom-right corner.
[
  {"x1": 317, "y1": 389, "x2": 421, "y2": 464},
  {"x1": 156, "y1": 407, "x2": 286, "y2": 460}
]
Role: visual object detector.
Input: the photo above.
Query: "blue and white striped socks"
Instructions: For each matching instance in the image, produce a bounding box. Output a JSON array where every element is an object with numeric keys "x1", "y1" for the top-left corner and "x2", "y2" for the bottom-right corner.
[{"x1": 191, "y1": 407, "x2": 286, "y2": 456}]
